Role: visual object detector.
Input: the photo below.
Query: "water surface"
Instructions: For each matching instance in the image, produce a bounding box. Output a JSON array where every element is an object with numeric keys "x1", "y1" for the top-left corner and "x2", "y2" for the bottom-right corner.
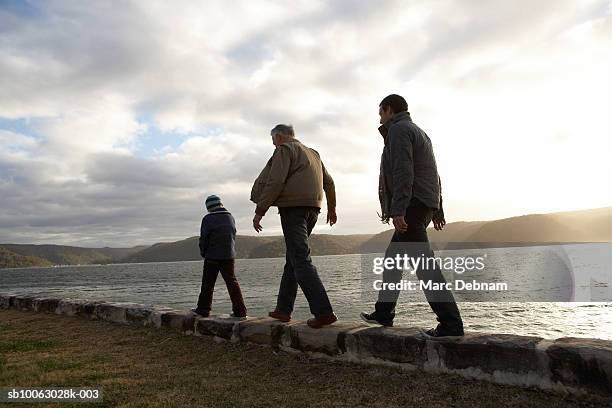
[{"x1": 2, "y1": 246, "x2": 611, "y2": 340}]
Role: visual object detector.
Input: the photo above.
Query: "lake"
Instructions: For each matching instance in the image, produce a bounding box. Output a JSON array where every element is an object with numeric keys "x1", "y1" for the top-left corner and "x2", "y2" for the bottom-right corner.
[{"x1": 1, "y1": 245, "x2": 611, "y2": 340}]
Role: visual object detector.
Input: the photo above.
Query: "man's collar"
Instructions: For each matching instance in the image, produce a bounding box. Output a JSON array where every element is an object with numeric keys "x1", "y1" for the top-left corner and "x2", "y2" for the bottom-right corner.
[
  {"x1": 378, "y1": 124, "x2": 388, "y2": 138},
  {"x1": 387, "y1": 111, "x2": 411, "y2": 127},
  {"x1": 378, "y1": 111, "x2": 412, "y2": 138}
]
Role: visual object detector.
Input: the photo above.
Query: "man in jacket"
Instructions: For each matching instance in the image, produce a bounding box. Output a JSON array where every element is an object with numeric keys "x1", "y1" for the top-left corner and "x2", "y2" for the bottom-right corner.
[
  {"x1": 250, "y1": 124, "x2": 337, "y2": 329},
  {"x1": 360, "y1": 94, "x2": 464, "y2": 339},
  {"x1": 192, "y1": 194, "x2": 247, "y2": 319}
]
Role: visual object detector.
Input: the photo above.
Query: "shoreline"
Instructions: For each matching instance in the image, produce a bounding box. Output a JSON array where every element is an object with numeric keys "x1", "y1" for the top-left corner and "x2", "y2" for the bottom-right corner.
[
  {"x1": 1, "y1": 241, "x2": 600, "y2": 270},
  {"x1": 1, "y1": 291, "x2": 610, "y2": 341}
]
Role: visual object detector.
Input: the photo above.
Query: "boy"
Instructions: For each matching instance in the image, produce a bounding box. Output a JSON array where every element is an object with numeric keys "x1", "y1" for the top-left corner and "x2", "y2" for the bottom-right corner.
[{"x1": 192, "y1": 195, "x2": 247, "y2": 319}]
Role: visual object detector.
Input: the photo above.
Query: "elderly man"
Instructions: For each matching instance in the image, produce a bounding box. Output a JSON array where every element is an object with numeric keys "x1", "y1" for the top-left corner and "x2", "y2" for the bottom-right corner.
[{"x1": 250, "y1": 124, "x2": 337, "y2": 328}]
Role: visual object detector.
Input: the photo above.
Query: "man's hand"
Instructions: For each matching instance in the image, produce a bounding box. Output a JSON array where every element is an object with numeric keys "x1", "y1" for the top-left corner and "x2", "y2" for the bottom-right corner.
[
  {"x1": 432, "y1": 210, "x2": 446, "y2": 231},
  {"x1": 253, "y1": 214, "x2": 263, "y2": 233},
  {"x1": 392, "y1": 215, "x2": 408, "y2": 233},
  {"x1": 326, "y1": 208, "x2": 337, "y2": 226}
]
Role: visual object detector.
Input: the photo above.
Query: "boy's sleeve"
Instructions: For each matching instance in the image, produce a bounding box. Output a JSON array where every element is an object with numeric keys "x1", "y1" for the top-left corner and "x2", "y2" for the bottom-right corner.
[{"x1": 198, "y1": 217, "x2": 209, "y2": 258}]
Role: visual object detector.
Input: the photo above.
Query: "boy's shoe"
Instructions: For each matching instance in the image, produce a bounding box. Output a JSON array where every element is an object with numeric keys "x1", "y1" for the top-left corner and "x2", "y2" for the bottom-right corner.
[
  {"x1": 229, "y1": 313, "x2": 247, "y2": 321},
  {"x1": 307, "y1": 313, "x2": 337, "y2": 329},
  {"x1": 420, "y1": 326, "x2": 464, "y2": 340},
  {"x1": 360, "y1": 311, "x2": 393, "y2": 327},
  {"x1": 191, "y1": 308, "x2": 210, "y2": 318},
  {"x1": 268, "y1": 310, "x2": 291, "y2": 322}
]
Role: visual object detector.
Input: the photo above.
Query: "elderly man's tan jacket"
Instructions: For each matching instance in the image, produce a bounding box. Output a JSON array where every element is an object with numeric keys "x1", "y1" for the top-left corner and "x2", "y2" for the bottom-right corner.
[{"x1": 250, "y1": 139, "x2": 336, "y2": 216}]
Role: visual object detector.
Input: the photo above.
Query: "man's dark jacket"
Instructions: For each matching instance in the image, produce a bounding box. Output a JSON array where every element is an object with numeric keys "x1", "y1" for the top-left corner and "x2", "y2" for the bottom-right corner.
[
  {"x1": 378, "y1": 111, "x2": 443, "y2": 222},
  {"x1": 199, "y1": 207, "x2": 236, "y2": 260}
]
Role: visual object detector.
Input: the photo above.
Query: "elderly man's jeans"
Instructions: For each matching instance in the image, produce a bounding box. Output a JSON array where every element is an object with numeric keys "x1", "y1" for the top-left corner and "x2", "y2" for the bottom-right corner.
[
  {"x1": 375, "y1": 206, "x2": 464, "y2": 332},
  {"x1": 275, "y1": 206, "x2": 334, "y2": 317},
  {"x1": 197, "y1": 259, "x2": 247, "y2": 316}
]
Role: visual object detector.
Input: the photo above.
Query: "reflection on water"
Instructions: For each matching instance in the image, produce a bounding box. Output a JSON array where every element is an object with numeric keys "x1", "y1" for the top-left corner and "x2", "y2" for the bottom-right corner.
[{"x1": 1, "y1": 247, "x2": 611, "y2": 340}]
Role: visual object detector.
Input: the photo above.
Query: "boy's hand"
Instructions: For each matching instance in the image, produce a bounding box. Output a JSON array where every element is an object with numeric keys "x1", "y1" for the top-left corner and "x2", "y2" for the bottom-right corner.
[{"x1": 253, "y1": 214, "x2": 263, "y2": 233}]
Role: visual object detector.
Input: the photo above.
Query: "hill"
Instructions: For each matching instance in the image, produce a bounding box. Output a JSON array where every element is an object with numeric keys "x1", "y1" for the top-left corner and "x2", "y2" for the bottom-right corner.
[
  {"x1": 0, "y1": 244, "x2": 147, "y2": 266},
  {"x1": 247, "y1": 234, "x2": 372, "y2": 258},
  {"x1": 123, "y1": 234, "x2": 372, "y2": 262},
  {"x1": 359, "y1": 206, "x2": 612, "y2": 253},
  {"x1": 2, "y1": 206, "x2": 611, "y2": 267},
  {"x1": 121, "y1": 235, "x2": 280, "y2": 263},
  {"x1": 0, "y1": 247, "x2": 53, "y2": 269}
]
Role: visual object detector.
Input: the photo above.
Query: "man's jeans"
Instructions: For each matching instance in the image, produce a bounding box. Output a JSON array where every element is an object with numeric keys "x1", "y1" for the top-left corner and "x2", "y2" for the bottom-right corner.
[
  {"x1": 275, "y1": 206, "x2": 334, "y2": 317},
  {"x1": 375, "y1": 206, "x2": 464, "y2": 333},
  {"x1": 197, "y1": 258, "x2": 247, "y2": 317}
]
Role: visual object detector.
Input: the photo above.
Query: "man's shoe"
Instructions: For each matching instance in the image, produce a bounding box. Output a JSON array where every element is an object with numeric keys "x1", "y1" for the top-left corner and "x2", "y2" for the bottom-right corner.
[
  {"x1": 307, "y1": 313, "x2": 337, "y2": 329},
  {"x1": 230, "y1": 313, "x2": 247, "y2": 321},
  {"x1": 191, "y1": 308, "x2": 210, "y2": 318},
  {"x1": 420, "y1": 326, "x2": 464, "y2": 340},
  {"x1": 268, "y1": 310, "x2": 291, "y2": 322},
  {"x1": 360, "y1": 311, "x2": 393, "y2": 327}
]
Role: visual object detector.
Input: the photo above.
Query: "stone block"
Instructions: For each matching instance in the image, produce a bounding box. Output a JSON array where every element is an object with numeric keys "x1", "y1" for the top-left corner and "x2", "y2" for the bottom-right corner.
[
  {"x1": 547, "y1": 337, "x2": 612, "y2": 396},
  {"x1": 429, "y1": 333, "x2": 545, "y2": 375},
  {"x1": 123, "y1": 303, "x2": 156, "y2": 325},
  {"x1": 55, "y1": 298, "x2": 101, "y2": 319},
  {"x1": 94, "y1": 302, "x2": 127, "y2": 323},
  {"x1": 237, "y1": 317, "x2": 286, "y2": 345},
  {"x1": 160, "y1": 310, "x2": 196, "y2": 334},
  {"x1": 76, "y1": 301, "x2": 102, "y2": 319},
  {"x1": 32, "y1": 297, "x2": 61, "y2": 313},
  {"x1": 345, "y1": 326, "x2": 427, "y2": 365},
  {"x1": 0, "y1": 293, "x2": 16, "y2": 309},
  {"x1": 13, "y1": 295, "x2": 36, "y2": 311},
  {"x1": 282, "y1": 322, "x2": 364, "y2": 355},
  {"x1": 56, "y1": 299, "x2": 86, "y2": 316},
  {"x1": 143, "y1": 306, "x2": 177, "y2": 328},
  {"x1": 194, "y1": 316, "x2": 238, "y2": 340}
]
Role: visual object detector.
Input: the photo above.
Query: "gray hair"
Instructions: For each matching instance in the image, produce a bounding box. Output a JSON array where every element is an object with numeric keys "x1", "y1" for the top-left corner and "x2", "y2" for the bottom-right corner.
[{"x1": 270, "y1": 124, "x2": 294, "y2": 137}]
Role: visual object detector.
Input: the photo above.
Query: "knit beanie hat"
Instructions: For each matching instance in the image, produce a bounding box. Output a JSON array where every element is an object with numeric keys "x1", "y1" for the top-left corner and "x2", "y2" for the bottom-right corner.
[{"x1": 205, "y1": 195, "x2": 223, "y2": 212}]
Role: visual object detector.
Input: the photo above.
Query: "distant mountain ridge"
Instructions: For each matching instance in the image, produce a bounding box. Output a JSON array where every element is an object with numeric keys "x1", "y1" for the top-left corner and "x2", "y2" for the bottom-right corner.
[
  {"x1": 121, "y1": 234, "x2": 372, "y2": 263},
  {"x1": 0, "y1": 247, "x2": 52, "y2": 268},
  {"x1": 122, "y1": 236, "x2": 279, "y2": 263},
  {"x1": 360, "y1": 206, "x2": 612, "y2": 253},
  {"x1": 0, "y1": 244, "x2": 147, "y2": 268},
  {"x1": 2, "y1": 206, "x2": 611, "y2": 268}
]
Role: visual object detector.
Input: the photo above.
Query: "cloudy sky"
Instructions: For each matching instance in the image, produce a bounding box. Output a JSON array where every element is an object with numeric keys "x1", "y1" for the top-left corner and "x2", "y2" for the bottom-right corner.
[{"x1": 1, "y1": 0, "x2": 611, "y2": 247}]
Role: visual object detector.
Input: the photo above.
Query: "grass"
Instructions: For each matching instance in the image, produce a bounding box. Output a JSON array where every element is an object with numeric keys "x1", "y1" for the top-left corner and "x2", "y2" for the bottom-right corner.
[
  {"x1": 0, "y1": 309, "x2": 609, "y2": 407},
  {"x1": 36, "y1": 358, "x2": 82, "y2": 372},
  {"x1": 0, "y1": 339, "x2": 54, "y2": 353}
]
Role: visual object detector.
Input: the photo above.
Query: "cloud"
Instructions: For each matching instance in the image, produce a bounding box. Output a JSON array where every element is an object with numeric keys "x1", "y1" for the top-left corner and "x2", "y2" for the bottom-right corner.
[{"x1": 1, "y1": 0, "x2": 611, "y2": 246}]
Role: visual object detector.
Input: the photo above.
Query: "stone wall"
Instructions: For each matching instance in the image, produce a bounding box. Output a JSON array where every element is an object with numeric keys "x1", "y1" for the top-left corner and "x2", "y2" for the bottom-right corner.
[{"x1": 1, "y1": 293, "x2": 610, "y2": 397}]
